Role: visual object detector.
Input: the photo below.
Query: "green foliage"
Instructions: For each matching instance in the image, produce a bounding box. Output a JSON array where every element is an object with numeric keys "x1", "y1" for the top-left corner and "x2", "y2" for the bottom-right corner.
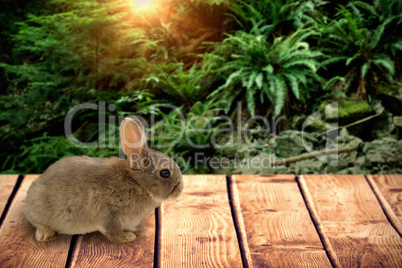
[
  {"x1": 151, "y1": 100, "x2": 229, "y2": 156},
  {"x1": 0, "y1": 0, "x2": 152, "y2": 132},
  {"x1": 0, "y1": 0, "x2": 401, "y2": 175},
  {"x1": 115, "y1": 90, "x2": 160, "y2": 116},
  {"x1": 145, "y1": 63, "x2": 208, "y2": 108},
  {"x1": 1, "y1": 131, "x2": 119, "y2": 174},
  {"x1": 209, "y1": 28, "x2": 323, "y2": 116},
  {"x1": 230, "y1": 0, "x2": 325, "y2": 37},
  {"x1": 319, "y1": 1, "x2": 402, "y2": 97}
]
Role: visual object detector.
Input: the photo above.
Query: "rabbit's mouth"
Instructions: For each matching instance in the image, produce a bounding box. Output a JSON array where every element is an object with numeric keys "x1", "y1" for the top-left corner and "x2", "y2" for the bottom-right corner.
[{"x1": 167, "y1": 181, "x2": 183, "y2": 201}]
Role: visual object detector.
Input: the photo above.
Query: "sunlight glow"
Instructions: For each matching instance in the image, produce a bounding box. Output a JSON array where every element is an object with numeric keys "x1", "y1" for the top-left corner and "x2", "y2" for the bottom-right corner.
[{"x1": 134, "y1": 0, "x2": 153, "y2": 9}]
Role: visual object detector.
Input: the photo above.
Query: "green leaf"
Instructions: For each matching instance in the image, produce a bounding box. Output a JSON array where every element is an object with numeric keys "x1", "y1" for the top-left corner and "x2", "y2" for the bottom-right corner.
[
  {"x1": 283, "y1": 59, "x2": 317, "y2": 72},
  {"x1": 284, "y1": 73, "x2": 300, "y2": 100},
  {"x1": 273, "y1": 75, "x2": 288, "y2": 116},
  {"x1": 263, "y1": 64, "x2": 274, "y2": 74},
  {"x1": 320, "y1": 56, "x2": 347, "y2": 69},
  {"x1": 246, "y1": 86, "x2": 257, "y2": 116},
  {"x1": 323, "y1": 76, "x2": 345, "y2": 90},
  {"x1": 389, "y1": 39, "x2": 402, "y2": 54},
  {"x1": 346, "y1": 53, "x2": 361, "y2": 66},
  {"x1": 361, "y1": 61, "x2": 371, "y2": 79},
  {"x1": 247, "y1": 71, "x2": 257, "y2": 90},
  {"x1": 255, "y1": 72, "x2": 263, "y2": 89},
  {"x1": 371, "y1": 55, "x2": 395, "y2": 76}
]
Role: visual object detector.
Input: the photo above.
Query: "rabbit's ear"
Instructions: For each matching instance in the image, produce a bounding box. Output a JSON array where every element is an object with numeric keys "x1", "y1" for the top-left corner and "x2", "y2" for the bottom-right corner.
[{"x1": 120, "y1": 116, "x2": 147, "y2": 157}]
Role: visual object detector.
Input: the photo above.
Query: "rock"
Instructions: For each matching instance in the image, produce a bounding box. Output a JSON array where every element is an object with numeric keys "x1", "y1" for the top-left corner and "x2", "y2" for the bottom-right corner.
[
  {"x1": 373, "y1": 101, "x2": 385, "y2": 114},
  {"x1": 372, "y1": 113, "x2": 395, "y2": 139},
  {"x1": 336, "y1": 128, "x2": 363, "y2": 149},
  {"x1": 366, "y1": 151, "x2": 386, "y2": 163},
  {"x1": 274, "y1": 130, "x2": 316, "y2": 158},
  {"x1": 355, "y1": 156, "x2": 366, "y2": 166},
  {"x1": 322, "y1": 99, "x2": 373, "y2": 124},
  {"x1": 317, "y1": 99, "x2": 374, "y2": 137},
  {"x1": 290, "y1": 114, "x2": 306, "y2": 130},
  {"x1": 378, "y1": 83, "x2": 402, "y2": 116},
  {"x1": 336, "y1": 166, "x2": 370, "y2": 174},
  {"x1": 301, "y1": 110, "x2": 330, "y2": 133},
  {"x1": 394, "y1": 116, "x2": 402, "y2": 139},
  {"x1": 362, "y1": 138, "x2": 402, "y2": 165},
  {"x1": 238, "y1": 153, "x2": 287, "y2": 174},
  {"x1": 394, "y1": 116, "x2": 402, "y2": 127},
  {"x1": 295, "y1": 159, "x2": 324, "y2": 174}
]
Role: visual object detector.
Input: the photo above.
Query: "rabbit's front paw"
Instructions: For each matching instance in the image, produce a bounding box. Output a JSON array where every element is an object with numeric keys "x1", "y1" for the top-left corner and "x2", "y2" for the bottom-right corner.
[
  {"x1": 106, "y1": 231, "x2": 137, "y2": 243},
  {"x1": 35, "y1": 226, "x2": 57, "y2": 242}
]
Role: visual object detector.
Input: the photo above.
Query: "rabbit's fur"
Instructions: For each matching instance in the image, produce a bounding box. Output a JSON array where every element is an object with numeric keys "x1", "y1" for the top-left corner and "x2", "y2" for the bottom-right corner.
[{"x1": 24, "y1": 116, "x2": 183, "y2": 243}]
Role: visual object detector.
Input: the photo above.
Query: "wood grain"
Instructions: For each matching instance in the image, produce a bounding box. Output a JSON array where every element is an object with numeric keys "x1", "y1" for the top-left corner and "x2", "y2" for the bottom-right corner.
[
  {"x1": 367, "y1": 174, "x2": 402, "y2": 236},
  {"x1": 0, "y1": 175, "x2": 72, "y2": 268},
  {"x1": 300, "y1": 175, "x2": 402, "y2": 268},
  {"x1": 231, "y1": 175, "x2": 332, "y2": 267},
  {"x1": 0, "y1": 175, "x2": 19, "y2": 220},
  {"x1": 158, "y1": 175, "x2": 242, "y2": 267},
  {"x1": 70, "y1": 211, "x2": 156, "y2": 267}
]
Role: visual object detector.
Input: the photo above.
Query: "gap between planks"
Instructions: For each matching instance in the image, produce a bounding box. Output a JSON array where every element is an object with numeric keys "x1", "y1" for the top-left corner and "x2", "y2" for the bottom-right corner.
[
  {"x1": 365, "y1": 175, "x2": 402, "y2": 237},
  {"x1": 1, "y1": 174, "x2": 334, "y2": 268},
  {"x1": 297, "y1": 176, "x2": 340, "y2": 268},
  {"x1": 65, "y1": 235, "x2": 78, "y2": 268},
  {"x1": 156, "y1": 175, "x2": 242, "y2": 267},
  {"x1": 3, "y1": 174, "x2": 400, "y2": 268},
  {"x1": 0, "y1": 174, "x2": 23, "y2": 228},
  {"x1": 299, "y1": 174, "x2": 402, "y2": 268},
  {"x1": 0, "y1": 175, "x2": 72, "y2": 268},
  {"x1": 226, "y1": 176, "x2": 253, "y2": 268},
  {"x1": 230, "y1": 175, "x2": 332, "y2": 268},
  {"x1": 154, "y1": 206, "x2": 162, "y2": 268}
]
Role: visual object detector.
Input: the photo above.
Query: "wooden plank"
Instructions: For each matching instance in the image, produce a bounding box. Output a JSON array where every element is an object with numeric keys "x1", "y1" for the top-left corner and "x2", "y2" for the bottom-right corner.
[
  {"x1": 231, "y1": 175, "x2": 332, "y2": 267},
  {"x1": 0, "y1": 175, "x2": 19, "y2": 219},
  {"x1": 69, "y1": 211, "x2": 156, "y2": 267},
  {"x1": 0, "y1": 175, "x2": 72, "y2": 268},
  {"x1": 158, "y1": 175, "x2": 242, "y2": 267},
  {"x1": 367, "y1": 174, "x2": 402, "y2": 236},
  {"x1": 300, "y1": 174, "x2": 402, "y2": 268}
]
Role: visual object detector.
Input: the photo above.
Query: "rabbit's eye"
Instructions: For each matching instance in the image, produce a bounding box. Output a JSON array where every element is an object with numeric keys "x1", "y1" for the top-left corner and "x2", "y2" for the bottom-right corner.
[{"x1": 160, "y1": 169, "x2": 170, "y2": 178}]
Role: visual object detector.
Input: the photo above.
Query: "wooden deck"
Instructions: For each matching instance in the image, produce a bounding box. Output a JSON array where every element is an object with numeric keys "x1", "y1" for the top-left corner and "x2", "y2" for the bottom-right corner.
[{"x1": 0, "y1": 174, "x2": 401, "y2": 267}]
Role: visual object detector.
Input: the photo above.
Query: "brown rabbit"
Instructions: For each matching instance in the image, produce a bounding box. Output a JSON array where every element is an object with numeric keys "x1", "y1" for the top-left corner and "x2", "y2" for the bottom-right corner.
[{"x1": 24, "y1": 115, "x2": 183, "y2": 243}]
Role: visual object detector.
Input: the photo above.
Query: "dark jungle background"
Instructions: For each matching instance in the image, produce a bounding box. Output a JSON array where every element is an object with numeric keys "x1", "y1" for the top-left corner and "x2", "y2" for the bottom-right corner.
[{"x1": 1, "y1": 0, "x2": 401, "y2": 174}]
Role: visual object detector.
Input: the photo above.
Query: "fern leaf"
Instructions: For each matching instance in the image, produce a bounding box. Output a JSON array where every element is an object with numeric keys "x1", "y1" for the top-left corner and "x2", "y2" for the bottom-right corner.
[
  {"x1": 247, "y1": 71, "x2": 257, "y2": 90},
  {"x1": 260, "y1": 83, "x2": 269, "y2": 104},
  {"x1": 323, "y1": 76, "x2": 345, "y2": 90},
  {"x1": 353, "y1": 1, "x2": 378, "y2": 17},
  {"x1": 283, "y1": 73, "x2": 300, "y2": 100},
  {"x1": 255, "y1": 72, "x2": 263, "y2": 89},
  {"x1": 263, "y1": 64, "x2": 274, "y2": 74},
  {"x1": 222, "y1": 69, "x2": 243, "y2": 88},
  {"x1": 291, "y1": 70, "x2": 307, "y2": 86},
  {"x1": 389, "y1": 39, "x2": 402, "y2": 55},
  {"x1": 361, "y1": 61, "x2": 371, "y2": 79},
  {"x1": 294, "y1": 41, "x2": 309, "y2": 51},
  {"x1": 346, "y1": 53, "x2": 361, "y2": 66},
  {"x1": 371, "y1": 55, "x2": 395, "y2": 76},
  {"x1": 266, "y1": 75, "x2": 276, "y2": 103},
  {"x1": 273, "y1": 75, "x2": 288, "y2": 116},
  {"x1": 246, "y1": 86, "x2": 257, "y2": 116},
  {"x1": 371, "y1": 18, "x2": 391, "y2": 50},
  {"x1": 283, "y1": 59, "x2": 317, "y2": 72},
  {"x1": 320, "y1": 56, "x2": 347, "y2": 69}
]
